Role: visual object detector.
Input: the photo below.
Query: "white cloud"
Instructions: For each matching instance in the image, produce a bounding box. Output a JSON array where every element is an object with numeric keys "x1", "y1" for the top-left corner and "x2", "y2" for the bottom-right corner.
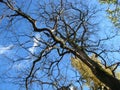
[
  {"x1": 29, "y1": 33, "x2": 41, "y2": 54},
  {"x1": 69, "y1": 85, "x2": 76, "y2": 90},
  {"x1": 0, "y1": 45, "x2": 14, "y2": 54}
]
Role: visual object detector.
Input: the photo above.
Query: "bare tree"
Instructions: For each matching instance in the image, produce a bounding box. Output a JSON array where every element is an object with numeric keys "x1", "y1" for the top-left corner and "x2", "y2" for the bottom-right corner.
[{"x1": 0, "y1": 0, "x2": 120, "y2": 90}]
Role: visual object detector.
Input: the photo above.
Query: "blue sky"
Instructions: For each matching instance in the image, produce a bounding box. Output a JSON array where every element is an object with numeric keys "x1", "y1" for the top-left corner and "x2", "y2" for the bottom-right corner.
[{"x1": 0, "y1": 0, "x2": 120, "y2": 90}]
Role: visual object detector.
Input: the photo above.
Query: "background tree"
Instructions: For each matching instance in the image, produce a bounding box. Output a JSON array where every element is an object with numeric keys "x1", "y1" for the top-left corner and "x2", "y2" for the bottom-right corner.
[
  {"x1": 71, "y1": 54, "x2": 120, "y2": 90},
  {"x1": 0, "y1": 0, "x2": 120, "y2": 90},
  {"x1": 99, "y1": 0, "x2": 120, "y2": 28}
]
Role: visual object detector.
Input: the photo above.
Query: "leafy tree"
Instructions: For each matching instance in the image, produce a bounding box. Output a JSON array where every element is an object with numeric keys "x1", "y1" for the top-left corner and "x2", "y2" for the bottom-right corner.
[
  {"x1": 99, "y1": 0, "x2": 120, "y2": 28},
  {"x1": 0, "y1": 0, "x2": 120, "y2": 90},
  {"x1": 71, "y1": 54, "x2": 120, "y2": 89}
]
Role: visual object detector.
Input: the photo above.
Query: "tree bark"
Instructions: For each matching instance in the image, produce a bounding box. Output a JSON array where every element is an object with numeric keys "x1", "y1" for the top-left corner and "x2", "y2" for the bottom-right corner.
[{"x1": 74, "y1": 50, "x2": 120, "y2": 90}]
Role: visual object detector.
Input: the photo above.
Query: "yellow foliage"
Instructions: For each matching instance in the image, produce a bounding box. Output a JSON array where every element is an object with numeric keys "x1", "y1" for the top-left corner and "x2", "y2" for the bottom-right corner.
[
  {"x1": 116, "y1": 72, "x2": 120, "y2": 80},
  {"x1": 71, "y1": 56, "x2": 101, "y2": 86},
  {"x1": 71, "y1": 54, "x2": 111, "y2": 89}
]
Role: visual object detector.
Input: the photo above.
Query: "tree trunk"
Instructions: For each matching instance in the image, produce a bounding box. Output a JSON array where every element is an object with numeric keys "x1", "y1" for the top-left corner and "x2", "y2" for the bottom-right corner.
[{"x1": 73, "y1": 50, "x2": 120, "y2": 90}]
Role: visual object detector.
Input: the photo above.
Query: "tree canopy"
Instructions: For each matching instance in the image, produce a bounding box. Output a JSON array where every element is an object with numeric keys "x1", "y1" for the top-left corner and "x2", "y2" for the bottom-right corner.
[
  {"x1": 99, "y1": 0, "x2": 120, "y2": 28},
  {"x1": 0, "y1": 0, "x2": 120, "y2": 90}
]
